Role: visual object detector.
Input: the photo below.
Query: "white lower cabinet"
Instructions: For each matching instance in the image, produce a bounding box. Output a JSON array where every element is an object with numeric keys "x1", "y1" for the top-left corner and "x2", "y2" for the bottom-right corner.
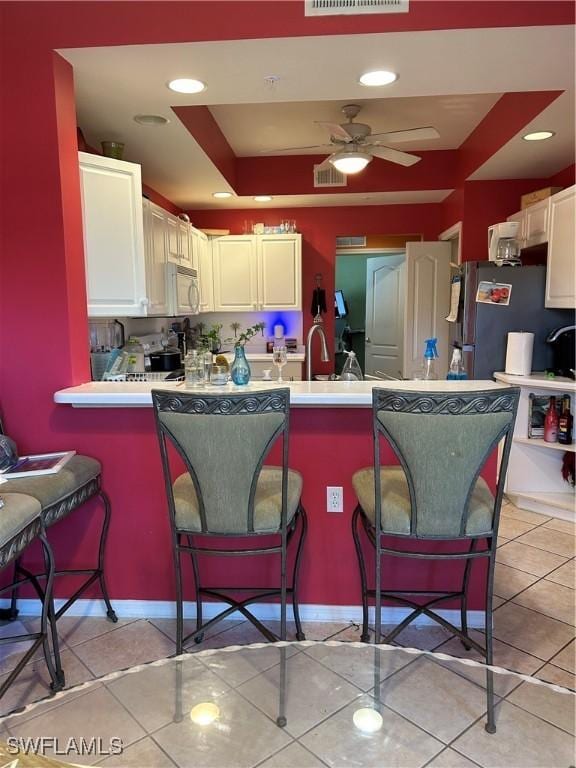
[
  {"x1": 545, "y1": 185, "x2": 576, "y2": 308},
  {"x1": 211, "y1": 234, "x2": 302, "y2": 312}
]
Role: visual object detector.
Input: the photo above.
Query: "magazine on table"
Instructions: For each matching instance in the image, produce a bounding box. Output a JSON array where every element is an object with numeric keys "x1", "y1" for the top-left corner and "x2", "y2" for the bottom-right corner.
[{"x1": 0, "y1": 451, "x2": 75, "y2": 480}]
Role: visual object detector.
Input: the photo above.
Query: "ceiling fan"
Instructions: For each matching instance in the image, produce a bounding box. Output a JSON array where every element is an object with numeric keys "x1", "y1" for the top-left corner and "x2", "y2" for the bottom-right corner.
[{"x1": 264, "y1": 104, "x2": 440, "y2": 174}]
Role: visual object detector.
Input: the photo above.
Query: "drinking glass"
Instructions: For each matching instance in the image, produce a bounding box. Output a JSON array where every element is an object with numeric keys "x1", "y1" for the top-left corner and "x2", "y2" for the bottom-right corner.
[{"x1": 272, "y1": 345, "x2": 288, "y2": 382}]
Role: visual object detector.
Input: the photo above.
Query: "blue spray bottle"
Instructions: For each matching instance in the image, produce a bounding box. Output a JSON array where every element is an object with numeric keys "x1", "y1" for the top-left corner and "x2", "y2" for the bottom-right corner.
[{"x1": 421, "y1": 338, "x2": 439, "y2": 380}]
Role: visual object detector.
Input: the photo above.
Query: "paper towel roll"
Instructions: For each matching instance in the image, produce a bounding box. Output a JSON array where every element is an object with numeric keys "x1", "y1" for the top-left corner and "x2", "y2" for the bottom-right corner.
[{"x1": 505, "y1": 332, "x2": 534, "y2": 376}]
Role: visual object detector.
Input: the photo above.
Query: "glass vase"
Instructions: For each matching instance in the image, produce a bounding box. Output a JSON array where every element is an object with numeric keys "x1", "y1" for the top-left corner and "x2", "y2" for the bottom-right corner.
[{"x1": 230, "y1": 346, "x2": 251, "y2": 385}]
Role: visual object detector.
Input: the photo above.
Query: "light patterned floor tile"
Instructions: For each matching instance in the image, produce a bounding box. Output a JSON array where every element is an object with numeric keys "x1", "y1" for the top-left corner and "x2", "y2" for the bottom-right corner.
[
  {"x1": 545, "y1": 558, "x2": 575, "y2": 588},
  {"x1": 24, "y1": 616, "x2": 137, "y2": 649},
  {"x1": 258, "y1": 742, "x2": 326, "y2": 768},
  {"x1": 543, "y1": 518, "x2": 576, "y2": 535},
  {"x1": 149, "y1": 618, "x2": 242, "y2": 647},
  {"x1": 98, "y1": 736, "x2": 176, "y2": 767},
  {"x1": 512, "y1": 579, "x2": 575, "y2": 626},
  {"x1": 507, "y1": 680, "x2": 576, "y2": 735},
  {"x1": 501, "y1": 504, "x2": 551, "y2": 526},
  {"x1": 515, "y1": 527, "x2": 576, "y2": 558},
  {"x1": 496, "y1": 540, "x2": 567, "y2": 577},
  {"x1": 0, "y1": 620, "x2": 53, "y2": 675},
  {"x1": 492, "y1": 602, "x2": 575, "y2": 661},
  {"x1": 497, "y1": 517, "x2": 538, "y2": 540},
  {"x1": 200, "y1": 645, "x2": 299, "y2": 689},
  {"x1": 237, "y1": 652, "x2": 360, "y2": 738},
  {"x1": 452, "y1": 700, "x2": 575, "y2": 768},
  {"x1": 534, "y1": 663, "x2": 575, "y2": 690},
  {"x1": 328, "y1": 622, "x2": 452, "y2": 651},
  {"x1": 493, "y1": 563, "x2": 539, "y2": 599},
  {"x1": 304, "y1": 643, "x2": 415, "y2": 691},
  {"x1": 72, "y1": 619, "x2": 174, "y2": 677},
  {"x1": 153, "y1": 687, "x2": 291, "y2": 768},
  {"x1": 549, "y1": 639, "x2": 576, "y2": 674},
  {"x1": 300, "y1": 693, "x2": 444, "y2": 768},
  {"x1": 426, "y1": 747, "x2": 481, "y2": 768}
]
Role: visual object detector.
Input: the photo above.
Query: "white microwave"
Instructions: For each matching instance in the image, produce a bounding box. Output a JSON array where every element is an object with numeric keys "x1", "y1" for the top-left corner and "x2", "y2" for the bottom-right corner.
[{"x1": 167, "y1": 263, "x2": 200, "y2": 316}]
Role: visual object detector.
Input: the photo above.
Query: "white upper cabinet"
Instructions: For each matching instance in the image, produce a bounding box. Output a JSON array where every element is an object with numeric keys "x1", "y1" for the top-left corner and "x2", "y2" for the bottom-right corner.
[
  {"x1": 545, "y1": 185, "x2": 576, "y2": 308},
  {"x1": 257, "y1": 234, "x2": 302, "y2": 310},
  {"x1": 196, "y1": 230, "x2": 214, "y2": 312},
  {"x1": 524, "y1": 198, "x2": 550, "y2": 248},
  {"x1": 211, "y1": 234, "x2": 302, "y2": 312},
  {"x1": 212, "y1": 236, "x2": 258, "y2": 311},
  {"x1": 166, "y1": 216, "x2": 180, "y2": 264},
  {"x1": 79, "y1": 152, "x2": 148, "y2": 317},
  {"x1": 142, "y1": 200, "x2": 169, "y2": 316}
]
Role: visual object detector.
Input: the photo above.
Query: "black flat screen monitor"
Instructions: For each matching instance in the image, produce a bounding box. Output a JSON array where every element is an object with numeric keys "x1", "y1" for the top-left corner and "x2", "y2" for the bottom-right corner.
[{"x1": 335, "y1": 290, "x2": 348, "y2": 319}]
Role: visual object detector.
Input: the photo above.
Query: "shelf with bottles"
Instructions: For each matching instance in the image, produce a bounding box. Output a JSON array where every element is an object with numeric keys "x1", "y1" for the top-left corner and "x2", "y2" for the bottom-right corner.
[{"x1": 514, "y1": 437, "x2": 575, "y2": 454}]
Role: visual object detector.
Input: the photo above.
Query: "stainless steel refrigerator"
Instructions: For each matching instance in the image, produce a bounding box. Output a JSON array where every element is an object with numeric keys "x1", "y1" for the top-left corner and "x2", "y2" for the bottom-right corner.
[{"x1": 455, "y1": 263, "x2": 575, "y2": 380}]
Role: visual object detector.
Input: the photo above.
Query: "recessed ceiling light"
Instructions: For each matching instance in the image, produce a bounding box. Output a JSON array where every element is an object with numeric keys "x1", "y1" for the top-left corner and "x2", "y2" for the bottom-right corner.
[
  {"x1": 522, "y1": 131, "x2": 555, "y2": 141},
  {"x1": 359, "y1": 70, "x2": 398, "y2": 87},
  {"x1": 254, "y1": 195, "x2": 273, "y2": 202},
  {"x1": 167, "y1": 78, "x2": 206, "y2": 94},
  {"x1": 212, "y1": 192, "x2": 233, "y2": 199},
  {"x1": 133, "y1": 114, "x2": 169, "y2": 126}
]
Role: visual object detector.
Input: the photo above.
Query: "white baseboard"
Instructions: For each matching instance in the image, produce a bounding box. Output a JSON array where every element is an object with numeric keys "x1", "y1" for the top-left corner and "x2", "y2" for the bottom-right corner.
[{"x1": 0, "y1": 598, "x2": 486, "y2": 629}]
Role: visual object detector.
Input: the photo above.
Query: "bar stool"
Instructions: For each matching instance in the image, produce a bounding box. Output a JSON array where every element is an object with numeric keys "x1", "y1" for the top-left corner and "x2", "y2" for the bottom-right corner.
[
  {"x1": 0, "y1": 455, "x2": 117, "y2": 627},
  {"x1": 351, "y1": 387, "x2": 519, "y2": 733},
  {"x1": 0, "y1": 493, "x2": 63, "y2": 700},
  {"x1": 152, "y1": 388, "x2": 307, "y2": 654}
]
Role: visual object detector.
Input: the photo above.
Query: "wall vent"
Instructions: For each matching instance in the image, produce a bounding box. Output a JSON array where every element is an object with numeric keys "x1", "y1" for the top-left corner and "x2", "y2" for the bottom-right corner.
[
  {"x1": 305, "y1": 0, "x2": 409, "y2": 16},
  {"x1": 314, "y1": 164, "x2": 348, "y2": 188},
  {"x1": 336, "y1": 236, "x2": 367, "y2": 248}
]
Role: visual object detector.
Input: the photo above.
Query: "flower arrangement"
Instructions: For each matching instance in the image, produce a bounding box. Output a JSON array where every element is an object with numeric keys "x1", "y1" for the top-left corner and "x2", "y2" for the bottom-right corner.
[{"x1": 233, "y1": 322, "x2": 266, "y2": 348}]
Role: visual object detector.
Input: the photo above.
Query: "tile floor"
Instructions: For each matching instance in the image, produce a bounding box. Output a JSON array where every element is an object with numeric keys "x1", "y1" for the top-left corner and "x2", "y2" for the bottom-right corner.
[{"x1": 0, "y1": 498, "x2": 573, "y2": 767}]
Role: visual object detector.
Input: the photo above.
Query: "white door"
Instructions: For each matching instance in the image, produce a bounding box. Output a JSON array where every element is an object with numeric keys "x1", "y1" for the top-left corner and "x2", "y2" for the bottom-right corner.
[
  {"x1": 197, "y1": 232, "x2": 214, "y2": 312},
  {"x1": 365, "y1": 255, "x2": 405, "y2": 378},
  {"x1": 79, "y1": 152, "x2": 147, "y2": 317},
  {"x1": 144, "y1": 201, "x2": 169, "y2": 316},
  {"x1": 212, "y1": 236, "x2": 258, "y2": 311},
  {"x1": 402, "y1": 241, "x2": 451, "y2": 378},
  {"x1": 546, "y1": 186, "x2": 576, "y2": 308},
  {"x1": 257, "y1": 234, "x2": 302, "y2": 310}
]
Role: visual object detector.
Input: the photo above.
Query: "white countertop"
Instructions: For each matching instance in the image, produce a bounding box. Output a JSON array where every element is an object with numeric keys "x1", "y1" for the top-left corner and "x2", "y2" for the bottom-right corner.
[
  {"x1": 54, "y1": 379, "x2": 509, "y2": 408},
  {"x1": 494, "y1": 372, "x2": 576, "y2": 392}
]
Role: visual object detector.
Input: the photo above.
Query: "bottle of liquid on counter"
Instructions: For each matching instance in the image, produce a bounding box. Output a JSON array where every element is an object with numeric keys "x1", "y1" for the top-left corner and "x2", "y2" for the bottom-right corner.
[
  {"x1": 124, "y1": 338, "x2": 145, "y2": 374},
  {"x1": 415, "y1": 338, "x2": 439, "y2": 381},
  {"x1": 340, "y1": 350, "x2": 363, "y2": 381},
  {"x1": 446, "y1": 346, "x2": 468, "y2": 380},
  {"x1": 544, "y1": 396, "x2": 559, "y2": 443},
  {"x1": 558, "y1": 395, "x2": 573, "y2": 445}
]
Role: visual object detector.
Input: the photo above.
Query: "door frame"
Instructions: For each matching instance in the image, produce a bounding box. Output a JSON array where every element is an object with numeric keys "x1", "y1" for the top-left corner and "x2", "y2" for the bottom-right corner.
[{"x1": 438, "y1": 221, "x2": 463, "y2": 266}]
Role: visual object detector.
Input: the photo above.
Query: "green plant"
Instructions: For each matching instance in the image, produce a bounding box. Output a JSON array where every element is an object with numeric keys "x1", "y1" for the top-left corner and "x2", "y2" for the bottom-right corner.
[{"x1": 233, "y1": 322, "x2": 266, "y2": 348}]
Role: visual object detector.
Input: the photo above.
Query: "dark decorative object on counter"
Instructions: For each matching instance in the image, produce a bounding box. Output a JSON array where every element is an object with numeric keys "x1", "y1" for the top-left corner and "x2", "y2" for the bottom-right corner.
[
  {"x1": 311, "y1": 272, "x2": 327, "y2": 317},
  {"x1": 561, "y1": 452, "x2": 575, "y2": 486}
]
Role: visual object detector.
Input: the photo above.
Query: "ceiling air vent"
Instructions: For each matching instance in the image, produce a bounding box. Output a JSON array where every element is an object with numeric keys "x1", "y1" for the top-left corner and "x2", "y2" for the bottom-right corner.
[
  {"x1": 305, "y1": 0, "x2": 409, "y2": 16},
  {"x1": 336, "y1": 236, "x2": 367, "y2": 248},
  {"x1": 314, "y1": 164, "x2": 348, "y2": 188}
]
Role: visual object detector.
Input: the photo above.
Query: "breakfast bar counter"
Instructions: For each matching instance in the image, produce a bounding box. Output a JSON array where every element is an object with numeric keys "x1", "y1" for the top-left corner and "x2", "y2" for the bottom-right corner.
[{"x1": 48, "y1": 380, "x2": 510, "y2": 625}]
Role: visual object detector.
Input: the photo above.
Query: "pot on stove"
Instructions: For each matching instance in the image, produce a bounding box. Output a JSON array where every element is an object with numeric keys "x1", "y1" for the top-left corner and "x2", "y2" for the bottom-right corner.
[{"x1": 149, "y1": 349, "x2": 182, "y2": 372}]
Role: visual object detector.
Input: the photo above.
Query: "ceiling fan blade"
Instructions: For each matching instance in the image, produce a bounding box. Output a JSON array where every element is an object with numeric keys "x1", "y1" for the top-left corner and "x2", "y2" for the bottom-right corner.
[
  {"x1": 259, "y1": 144, "x2": 332, "y2": 155},
  {"x1": 370, "y1": 146, "x2": 422, "y2": 167},
  {"x1": 314, "y1": 121, "x2": 353, "y2": 141},
  {"x1": 370, "y1": 126, "x2": 440, "y2": 143}
]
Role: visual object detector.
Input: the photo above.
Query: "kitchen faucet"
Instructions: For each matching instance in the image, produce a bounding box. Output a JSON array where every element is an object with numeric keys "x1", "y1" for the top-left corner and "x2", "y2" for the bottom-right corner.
[{"x1": 305, "y1": 313, "x2": 330, "y2": 381}]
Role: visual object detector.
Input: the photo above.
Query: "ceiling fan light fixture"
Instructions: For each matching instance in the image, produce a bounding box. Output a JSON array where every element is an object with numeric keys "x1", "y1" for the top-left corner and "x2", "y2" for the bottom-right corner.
[
  {"x1": 359, "y1": 70, "x2": 398, "y2": 87},
  {"x1": 254, "y1": 195, "x2": 273, "y2": 202},
  {"x1": 212, "y1": 192, "x2": 233, "y2": 199},
  {"x1": 167, "y1": 78, "x2": 206, "y2": 94},
  {"x1": 522, "y1": 130, "x2": 555, "y2": 141},
  {"x1": 330, "y1": 151, "x2": 371, "y2": 174}
]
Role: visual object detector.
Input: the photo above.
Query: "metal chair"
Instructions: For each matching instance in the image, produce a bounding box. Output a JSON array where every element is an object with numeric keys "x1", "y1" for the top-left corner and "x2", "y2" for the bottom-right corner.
[
  {"x1": 351, "y1": 387, "x2": 519, "y2": 733},
  {"x1": 0, "y1": 493, "x2": 64, "y2": 701},
  {"x1": 152, "y1": 388, "x2": 307, "y2": 654}
]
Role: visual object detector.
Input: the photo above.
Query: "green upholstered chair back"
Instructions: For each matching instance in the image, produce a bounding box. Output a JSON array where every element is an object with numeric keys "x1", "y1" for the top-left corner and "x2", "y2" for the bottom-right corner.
[
  {"x1": 372, "y1": 388, "x2": 519, "y2": 538},
  {"x1": 152, "y1": 389, "x2": 290, "y2": 535}
]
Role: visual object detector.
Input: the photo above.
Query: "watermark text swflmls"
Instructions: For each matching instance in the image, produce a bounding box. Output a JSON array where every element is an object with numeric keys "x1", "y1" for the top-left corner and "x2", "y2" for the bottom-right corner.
[{"x1": 6, "y1": 736, "x2": 123, "y2": 757}]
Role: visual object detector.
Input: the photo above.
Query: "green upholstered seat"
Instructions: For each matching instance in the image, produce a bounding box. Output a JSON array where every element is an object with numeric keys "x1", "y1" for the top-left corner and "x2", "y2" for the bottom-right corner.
[
  {"x1": 352, "y1": 467, "x2": 495, "y2": 537},
  {"x1": 0, "y1": 493, "x2": 42, "y2": 549},
  {"x1": 0, "y1": 456, "x2": 101, "y2": 525},
  {"x1": 173, "y1": 466, "x2": 303, "y2": 533}
]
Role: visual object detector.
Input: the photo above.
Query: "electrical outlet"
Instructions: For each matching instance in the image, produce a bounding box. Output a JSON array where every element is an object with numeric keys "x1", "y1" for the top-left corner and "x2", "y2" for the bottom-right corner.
[{"x1": 327, "y1": 486, "x2": 343, "y2": 513}]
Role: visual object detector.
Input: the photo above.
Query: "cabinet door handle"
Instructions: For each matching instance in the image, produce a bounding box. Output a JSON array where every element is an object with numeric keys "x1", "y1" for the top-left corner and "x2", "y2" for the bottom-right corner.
[
  {"x1": 253, "y1": 302, "x2": 257, "y2": 309},
  {"x1": 366, "y1": 337, "x2": 371, "y2": 343},
  {"x1": 140, "y1": 297, "x2": 149, "y2": 306}
]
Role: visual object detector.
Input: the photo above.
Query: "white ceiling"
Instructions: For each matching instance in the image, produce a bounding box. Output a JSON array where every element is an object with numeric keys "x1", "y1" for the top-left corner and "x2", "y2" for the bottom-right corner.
[{"x1": 60, "y1": 24, "x2": 575, "y2": 209}]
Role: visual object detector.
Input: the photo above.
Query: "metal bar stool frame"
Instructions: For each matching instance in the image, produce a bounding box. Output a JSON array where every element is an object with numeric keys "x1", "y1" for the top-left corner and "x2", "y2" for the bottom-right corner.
[
  {"x1": 0, "y1": 511, "x2": 64, "y2": 699},
  {"x1": 352, "y1": 387, "x2": 519, "y2": 734},
  {"x1": 153, "y1": 388, "x2": 307, "y2": 654}
]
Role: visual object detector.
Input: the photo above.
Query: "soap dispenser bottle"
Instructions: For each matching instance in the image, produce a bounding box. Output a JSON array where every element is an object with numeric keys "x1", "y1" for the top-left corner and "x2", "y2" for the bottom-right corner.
[
  {"x1": 417, "y1": 338, "x2": 439, "y2": 381},
  {"x1": 341, "y1": 350, "x2": 363, "y2": 381},
  {"x1": 447, "y1": 346, "x2": 467, "y2": 380}
]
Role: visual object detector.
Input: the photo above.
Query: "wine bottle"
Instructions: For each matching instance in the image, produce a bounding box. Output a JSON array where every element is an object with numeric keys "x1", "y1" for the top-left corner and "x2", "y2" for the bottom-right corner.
[
  {"x1": 544, "y1": 396, "x2": 559, "y2": 443},
  {"x1": 558, "y1": 395, "x2": 573, "y2": 445}
]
